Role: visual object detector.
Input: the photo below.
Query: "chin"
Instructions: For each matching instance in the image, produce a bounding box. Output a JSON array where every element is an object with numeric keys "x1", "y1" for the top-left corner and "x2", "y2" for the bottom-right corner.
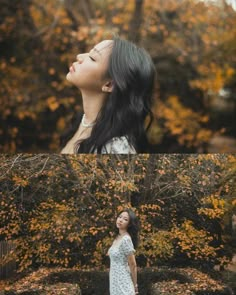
[
  {"x1": 66, "y1": 72, "x2": 71, "y2": 81},
  {"x1": 66, "y1": 71, "x2": 76, "y2": 80}
]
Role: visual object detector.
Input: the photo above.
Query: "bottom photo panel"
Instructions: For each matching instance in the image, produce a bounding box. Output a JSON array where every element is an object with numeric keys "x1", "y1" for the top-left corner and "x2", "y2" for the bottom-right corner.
[{"x1": 0, "y1": 154, "x2": 236, "y2": 295}]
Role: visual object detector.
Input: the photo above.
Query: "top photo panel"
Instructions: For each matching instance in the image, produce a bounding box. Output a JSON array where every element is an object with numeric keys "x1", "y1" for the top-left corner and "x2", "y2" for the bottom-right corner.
[{"x1": 1, "y1": 0, "x2": 236, "y2": 154}]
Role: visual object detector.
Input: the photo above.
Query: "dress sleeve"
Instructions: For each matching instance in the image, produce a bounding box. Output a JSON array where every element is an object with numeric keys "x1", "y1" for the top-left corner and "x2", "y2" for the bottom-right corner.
[
  {"x1": 121, "y1": 236, "x2": 135, "y2": 256},
  {"x1": 101, "y1": 136, "x2": 136, "y2": 154}
]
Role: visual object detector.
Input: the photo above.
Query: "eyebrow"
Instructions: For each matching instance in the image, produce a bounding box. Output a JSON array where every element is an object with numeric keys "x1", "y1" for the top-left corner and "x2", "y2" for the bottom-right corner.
[{"x1": 92, "y1": 47, "x2": 101, "y2": 56}]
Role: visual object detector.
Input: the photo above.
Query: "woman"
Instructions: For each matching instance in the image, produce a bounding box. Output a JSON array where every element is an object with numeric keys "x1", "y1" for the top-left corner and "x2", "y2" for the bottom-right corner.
[
  {"x1": 108, "y1": 208, "x2": 140, "y2": 295},
  {"x1": 60, "y1": 36, "x2": 156, "y2": 154}
]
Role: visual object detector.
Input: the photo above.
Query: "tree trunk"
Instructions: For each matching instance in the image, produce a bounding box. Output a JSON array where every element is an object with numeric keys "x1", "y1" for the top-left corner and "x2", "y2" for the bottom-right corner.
[{"x1": 128, "y1": 0, "x2": 144, "y2": 43}]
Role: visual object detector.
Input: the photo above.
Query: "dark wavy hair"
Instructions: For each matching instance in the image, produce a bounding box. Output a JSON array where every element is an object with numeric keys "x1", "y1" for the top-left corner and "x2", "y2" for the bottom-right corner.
[
  {"x1": 115, "y1": 208, "x2": 140, "y2": 249},
  {"x1": 60, "y1": 37, "x2": 156, "y2": 153}
]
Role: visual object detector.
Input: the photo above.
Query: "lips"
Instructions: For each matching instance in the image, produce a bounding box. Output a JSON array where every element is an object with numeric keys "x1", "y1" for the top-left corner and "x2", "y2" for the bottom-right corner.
[{"x1": 69, "y1": 64, "x2": 76, "y2": 73}]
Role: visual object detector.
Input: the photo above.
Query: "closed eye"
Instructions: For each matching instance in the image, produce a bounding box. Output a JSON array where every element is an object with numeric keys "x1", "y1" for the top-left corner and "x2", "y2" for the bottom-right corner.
[{"x1": 89, "y1": 56, "x2": 95, "y2": 61}]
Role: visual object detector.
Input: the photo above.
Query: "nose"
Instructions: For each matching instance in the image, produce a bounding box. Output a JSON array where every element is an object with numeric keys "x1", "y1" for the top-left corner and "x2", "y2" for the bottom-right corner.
[
  {"x1": 76, "y1": 53, "x2": 87, "y2": 63},
  {"x1": 76, "y1": 54, "x2": 84, "y2": 64}
]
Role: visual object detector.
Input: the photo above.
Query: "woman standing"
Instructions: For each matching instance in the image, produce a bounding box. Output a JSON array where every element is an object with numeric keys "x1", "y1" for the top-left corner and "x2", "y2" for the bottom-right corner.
[
  {"x1": 60, "y1": 37, "x2": 156, "y2": 154},
  {"x1": 108, "y1": 209, "x2": 140, "y2": 294}
]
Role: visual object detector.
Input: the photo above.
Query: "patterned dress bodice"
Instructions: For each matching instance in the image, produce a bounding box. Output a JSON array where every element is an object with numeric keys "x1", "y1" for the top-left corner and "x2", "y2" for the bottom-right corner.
[{"x1": 101, "y1": 136, "x2": 136, "y2": 154}]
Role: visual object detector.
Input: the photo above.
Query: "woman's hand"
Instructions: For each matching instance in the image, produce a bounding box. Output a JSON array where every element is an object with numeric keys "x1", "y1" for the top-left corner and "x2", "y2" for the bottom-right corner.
[{"x1": 135, "y1": 284, "x2": 139, "y2": 294}]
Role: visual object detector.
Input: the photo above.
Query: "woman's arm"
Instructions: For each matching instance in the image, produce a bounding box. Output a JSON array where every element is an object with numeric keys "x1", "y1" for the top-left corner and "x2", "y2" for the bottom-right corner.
[{"x1": 128, "y1": 254, "x2": 138, "y2": 294}]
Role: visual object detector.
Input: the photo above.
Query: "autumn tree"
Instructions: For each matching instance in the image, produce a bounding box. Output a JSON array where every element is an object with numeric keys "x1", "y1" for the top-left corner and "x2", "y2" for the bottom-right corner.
[
  {"x1": 1, "y1": 154, "x2": 235, "y2": 271},
  {"x1": 0, "y1": 0, "x2": 235, "y2": 152}
]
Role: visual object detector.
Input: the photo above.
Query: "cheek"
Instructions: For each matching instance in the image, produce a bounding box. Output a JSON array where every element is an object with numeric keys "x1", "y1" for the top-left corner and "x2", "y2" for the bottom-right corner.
[
  {"x1": 125, "y1": 221, "x2": 129, "y2": 227},
  {"x1": 67, "y1": 70, "x2": 95, "y2": 89},
  {"x1": 67, "y1": 61, "x2": 108, "y2": 91},
  {"x1": 77, "y1": 66, "x2": 105, "y2": 86}
]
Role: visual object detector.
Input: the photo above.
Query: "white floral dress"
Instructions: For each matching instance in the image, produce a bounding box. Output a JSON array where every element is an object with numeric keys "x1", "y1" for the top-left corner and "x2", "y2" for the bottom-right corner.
[
  {"x1": 108, "y1": 235, "x2": 135, "y2": 295},
  {"x1": 101, "y1": 136, "x2": 136, "y2": 154}
]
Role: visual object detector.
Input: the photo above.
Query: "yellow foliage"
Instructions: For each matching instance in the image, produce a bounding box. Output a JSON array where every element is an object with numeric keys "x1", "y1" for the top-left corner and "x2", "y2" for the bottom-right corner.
[
  {"x1": 56, "y1": 117, "x2": 66, "y2": 131},
  {"x1": 48, "y1": 68, "x2": 55, "y2": 75},
  {"x1": 177, "y1": 174, "x2": 191, "y2": 187},
  {"x1": 12, "y1": 175, "x2": 28, "y2": 187},
  {"x1": 77, "y1": 26, "x2": 90, "y2": 41},
  {"x1": 198, "y1": 194, "x2": 226, "y2": 219},
  {"x1": 232, "y1": 199, "x2": 236, "y2": 206},
  {"x1": 0, "y1": 196, "x2": 21, "y2": 238},
  {"x1": 46, "y1": 96, "x2": 60, "y2": 112},
  {"x1": 112, "y1": 16, "x2": 123, "y2": 25},
  {"x1": 149, "y1": 25, "x2": 158, "y2": 33},
  {"x1": 172, "y1": 220, "x2": 219, "y2": 260},
  {"x1": 140, "y1": 231, "x2": 174, "y2": 262},
  {"x1": 157, "y1": 96, "x2": 213, "y2": 147},
  {"x1": 190, "y1": 64, "x2": 234, "y2": 93}
]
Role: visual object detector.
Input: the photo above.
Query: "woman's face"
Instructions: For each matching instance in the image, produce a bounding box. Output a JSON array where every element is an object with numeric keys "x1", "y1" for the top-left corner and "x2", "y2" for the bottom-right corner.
[
  {"x1": 116, "y1": 211, "x2": 130, "y2": 231},
  {"x1": 66, "y1": 40, "x2": 113, "y2": 92}
]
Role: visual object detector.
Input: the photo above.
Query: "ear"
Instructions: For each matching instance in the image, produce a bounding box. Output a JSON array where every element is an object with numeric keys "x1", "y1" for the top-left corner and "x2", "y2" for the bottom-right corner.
[{"x1": 102, "y1": 81, "x2": 113, "y2": 93}]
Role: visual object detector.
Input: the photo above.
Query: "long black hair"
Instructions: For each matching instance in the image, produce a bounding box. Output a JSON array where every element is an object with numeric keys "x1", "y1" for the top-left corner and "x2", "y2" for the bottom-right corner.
[
  {"x1": 60, "y1": 37, "x2": 156, "y2": 153},
  {"x1": 115, "y1": 208, "x2": 140, "y2": 249}
]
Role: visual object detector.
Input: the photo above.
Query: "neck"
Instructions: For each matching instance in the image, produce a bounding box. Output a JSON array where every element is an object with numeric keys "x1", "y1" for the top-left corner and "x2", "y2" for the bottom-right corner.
[
  {"x1": 81, "y1": 90, "x2": 107, "y2": 123},
  {"x1": 119, "y1": 229, "x2": 127, "y2": 236}
]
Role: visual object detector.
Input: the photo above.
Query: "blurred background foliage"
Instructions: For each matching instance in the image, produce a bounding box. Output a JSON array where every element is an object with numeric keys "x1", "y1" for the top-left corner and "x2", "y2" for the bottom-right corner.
[
  {"x1": 0, "y1": 154, "x2": 236, "y2": 272},
  {"x1": 0, "y1": 0, "x2": 236, "y2": 153}
]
